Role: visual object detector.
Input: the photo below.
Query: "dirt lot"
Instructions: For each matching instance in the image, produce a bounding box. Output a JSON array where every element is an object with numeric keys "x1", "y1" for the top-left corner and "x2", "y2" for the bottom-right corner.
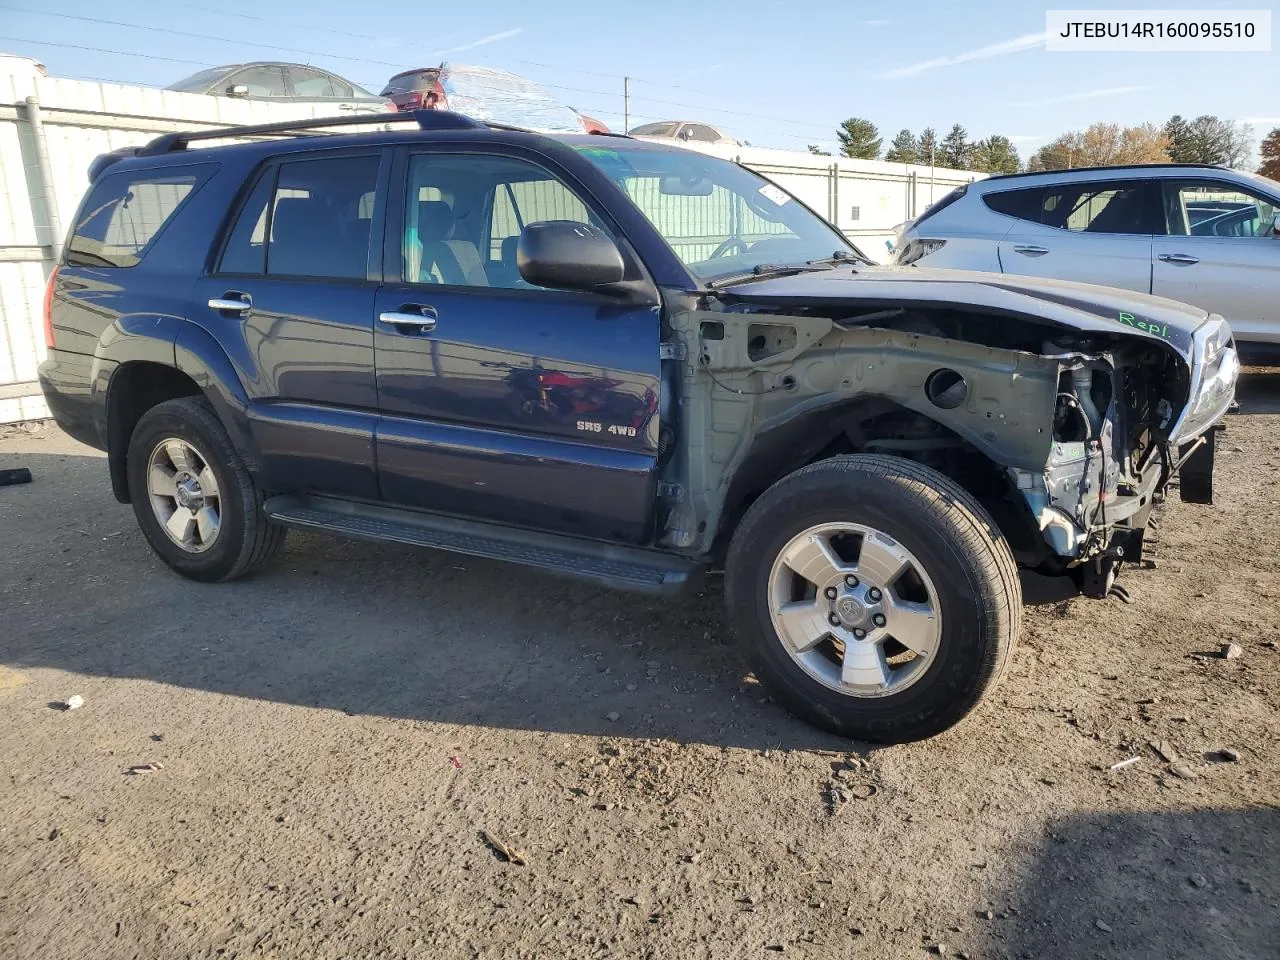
[{"x1": 1, "y1": 373, "x2": 1277, "y2": 960}]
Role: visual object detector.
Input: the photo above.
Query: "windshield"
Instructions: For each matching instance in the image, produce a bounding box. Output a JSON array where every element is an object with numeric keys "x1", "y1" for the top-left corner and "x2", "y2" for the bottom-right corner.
[
  {"x1": 166, "y1": 66, "x2": 236, "y2": 92},
  {"x1": 575, "y1": 144, "x2": 853, "y2": 281}
]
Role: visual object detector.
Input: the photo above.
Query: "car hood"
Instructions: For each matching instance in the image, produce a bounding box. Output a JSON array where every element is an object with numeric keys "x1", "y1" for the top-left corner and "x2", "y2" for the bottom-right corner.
[{"x1": 716, "y1": 264, "x2": 1208, "y2": 359}]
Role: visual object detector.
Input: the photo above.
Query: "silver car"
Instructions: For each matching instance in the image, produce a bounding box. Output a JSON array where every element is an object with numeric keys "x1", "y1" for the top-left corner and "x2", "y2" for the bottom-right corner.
[
  {"x1": 894, "y1": 163, "x2": 1280, "y2": 357},
  {"x1": 167, "y1": 63, "x2": 393, "y2": 115},
  {"x1": 628, "y1": 120, "x2": 741, "y2": 145}
]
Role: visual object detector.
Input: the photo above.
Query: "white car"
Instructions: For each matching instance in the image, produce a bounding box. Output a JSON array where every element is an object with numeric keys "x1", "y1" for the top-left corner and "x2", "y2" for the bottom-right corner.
[{"x1": 894, "y1": 163, "x2": 1280, "y2": 358}]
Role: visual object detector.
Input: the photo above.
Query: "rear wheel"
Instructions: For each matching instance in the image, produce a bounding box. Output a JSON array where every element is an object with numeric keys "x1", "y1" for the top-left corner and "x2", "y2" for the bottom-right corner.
[
  {"x1": 126, "y1": 396, "x2": 284, "y2": 582},
  {"x1": 725, "y1": 455, "x2": 1021, "y2": 743}
]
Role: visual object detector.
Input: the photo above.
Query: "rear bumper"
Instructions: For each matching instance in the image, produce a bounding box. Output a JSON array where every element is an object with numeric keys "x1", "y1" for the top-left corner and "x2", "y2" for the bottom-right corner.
[{"x1": 37, "y1": 349, "x2": 108, "y2": 451}]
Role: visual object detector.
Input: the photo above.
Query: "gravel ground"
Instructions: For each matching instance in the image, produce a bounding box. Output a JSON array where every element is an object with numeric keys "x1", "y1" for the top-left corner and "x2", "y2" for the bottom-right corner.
[{"x1": 1, "y1": 372, "x2": 1277, "y2": 960}]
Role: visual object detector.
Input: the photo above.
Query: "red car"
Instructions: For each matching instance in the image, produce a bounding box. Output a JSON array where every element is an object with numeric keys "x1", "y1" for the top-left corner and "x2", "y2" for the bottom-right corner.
[{"x1": 380, "y1": 64, "x2": 609, "y2": 133}]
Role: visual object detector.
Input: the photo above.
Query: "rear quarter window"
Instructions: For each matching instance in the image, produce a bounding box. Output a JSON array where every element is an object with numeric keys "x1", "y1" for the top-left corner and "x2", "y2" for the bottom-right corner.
[
  {"x1": 66, "y1": 164, "x2": 216, "y2": 268},
  {"x1": 983, "y1": 187, "x2": 1045, "y2": 221}
]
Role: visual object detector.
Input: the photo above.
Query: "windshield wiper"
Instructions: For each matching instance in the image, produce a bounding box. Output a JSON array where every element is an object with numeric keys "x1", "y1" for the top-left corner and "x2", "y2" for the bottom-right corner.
[
  {"x1": 807, "y1": 250, "x2": 872, "y2": 267},
  {"x1": 706, "y1": 261, "x2": 833, "y2": 290}
]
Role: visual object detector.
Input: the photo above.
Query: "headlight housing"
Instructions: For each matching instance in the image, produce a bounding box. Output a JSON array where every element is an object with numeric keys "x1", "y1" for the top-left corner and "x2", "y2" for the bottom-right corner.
[{"x1": 1170, "y1": 316, "x2": 1239, "y2": 443}]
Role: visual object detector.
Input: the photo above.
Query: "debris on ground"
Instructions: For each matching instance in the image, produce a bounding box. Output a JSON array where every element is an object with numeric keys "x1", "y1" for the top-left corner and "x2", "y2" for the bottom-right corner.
[
  {"x1": 605, "y1": 711, "x2": 620, "y2": 722},
  {"x1": 1095, "y1": 919, "x2": 1113, "y2": 933},
  {"x1": 1150, "y1": 740, "x2": 1177, "y2": 763},
  {"x1": 1188, "y1": 874, "x2": 1208, "y2": 888},
  {"x1": 0, "y1": 467, "x2": 32, "y2": 487},
  {"x1": 480, "y1": 830, "x2": 527, "y2": 866},
  {"x1": 60, "y1": 695, "x2": 85, "y2": 711},
  {"x1": 1215, "y1": 748, "x2": 1241, "y2": 762},
  {"x1": 1169, "y1": 762, "x2": 1199, "y2": 780},
  {"x1": 448, "y1": 756, "x2": 462, "y2": 770},
  {"x1": 124, "y1": 763, "x2": 163, "y2": 776},
  {"x1": 1109, "y1": 756, "x2": 1140, "y2": 771},
  {"x1": 1220, "y1": 643, "x2": 1244, "y2": 660}
]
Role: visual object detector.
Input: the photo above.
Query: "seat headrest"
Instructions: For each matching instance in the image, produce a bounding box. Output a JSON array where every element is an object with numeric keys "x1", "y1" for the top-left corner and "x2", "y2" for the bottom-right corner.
[
  {"x1": 418, "y1": 200, "x2": 455, "y2": 241},
  {"x1": 271, "y1": 197, "x2": 324, "y2": 242}
]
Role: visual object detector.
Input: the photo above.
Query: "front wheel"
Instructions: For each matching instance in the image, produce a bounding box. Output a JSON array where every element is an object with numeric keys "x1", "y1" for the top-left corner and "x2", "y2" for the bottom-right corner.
[{"x1": 725, "y1": 455, "x2": 1021, "y2": 743}]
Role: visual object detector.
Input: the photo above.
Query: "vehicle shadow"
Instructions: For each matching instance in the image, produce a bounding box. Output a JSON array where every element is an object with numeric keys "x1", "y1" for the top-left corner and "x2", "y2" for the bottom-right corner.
[
  {"x1": 1234, "y1": 366, "x2": 1280, "y2": 415},
  {"x1": 1, "y1": 448, "x2": 856, "y2": 753},
  {"x1": 988, "y1": 807, "x2": 1279, "y2": 960}
]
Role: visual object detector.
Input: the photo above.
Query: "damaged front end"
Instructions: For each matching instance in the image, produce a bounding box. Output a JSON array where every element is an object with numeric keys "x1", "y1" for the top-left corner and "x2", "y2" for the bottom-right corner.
[
  {"x1": 1010, "y1": 315, "x2": 1237, "y2": 595},
  {"x1": 657, "y1": 272, "x2": 1239, "y2": 597}
]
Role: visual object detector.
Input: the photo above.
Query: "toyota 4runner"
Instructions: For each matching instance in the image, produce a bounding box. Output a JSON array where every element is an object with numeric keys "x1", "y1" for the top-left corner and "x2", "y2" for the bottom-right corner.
[{"x1": 39, "y1": 111, "x2": 1238, "y2": 743}]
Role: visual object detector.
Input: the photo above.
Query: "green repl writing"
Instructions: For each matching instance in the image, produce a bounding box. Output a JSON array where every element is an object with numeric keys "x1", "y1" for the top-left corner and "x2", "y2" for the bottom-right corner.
[{"x1": 1117, "y1": 311, "x2": 1170, "y2": 339}]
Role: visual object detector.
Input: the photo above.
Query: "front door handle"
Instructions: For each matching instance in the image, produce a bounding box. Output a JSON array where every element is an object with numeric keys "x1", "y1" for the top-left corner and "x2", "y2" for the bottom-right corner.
[
  {"x1": 1158, "y1": 253, "x2": 1200, "y2": 265},
  {"x1": 208, "y1": 292, "x2": 252, "y2": 315},
  {"x1": 380, "y1": 304, "x2": 438, "y2": 333},
  {"x1": 1012, "y1": 244, "x2": 1049, "y2": 256}
]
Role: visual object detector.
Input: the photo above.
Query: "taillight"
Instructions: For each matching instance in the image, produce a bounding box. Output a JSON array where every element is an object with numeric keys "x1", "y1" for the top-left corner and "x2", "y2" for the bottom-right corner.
[{"x1": 42, "y1": 264, "x2": 59, "y2": 349}]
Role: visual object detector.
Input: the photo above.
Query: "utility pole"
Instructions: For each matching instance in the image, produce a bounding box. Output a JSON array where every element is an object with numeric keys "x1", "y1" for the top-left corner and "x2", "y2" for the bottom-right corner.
[
  {"x1": 929, "y1": 139, "x2": 936, "y2": 205},
  {"x1": 623, "y1": 76, "x2": 630, "y2": 133}
]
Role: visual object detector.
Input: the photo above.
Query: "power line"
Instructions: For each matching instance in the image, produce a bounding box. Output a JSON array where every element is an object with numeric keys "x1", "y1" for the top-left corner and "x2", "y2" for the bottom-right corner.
[
  {"x1": 0, "y1": 35, "x2": 218, "y2": 68},
  {"x1": 0, "y1": 5, "x2": 407, "y2": 68}
]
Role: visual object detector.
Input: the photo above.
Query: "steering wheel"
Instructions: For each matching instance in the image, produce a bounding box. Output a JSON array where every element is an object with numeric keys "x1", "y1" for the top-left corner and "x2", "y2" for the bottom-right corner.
[{"x1": 710, "y1": 237, "x2": 748, "y2": 259}]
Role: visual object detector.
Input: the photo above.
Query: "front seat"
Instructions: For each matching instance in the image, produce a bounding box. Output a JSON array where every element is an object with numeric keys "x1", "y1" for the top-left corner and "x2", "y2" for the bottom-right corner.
[{"x1": 415, "y1": 200, "x2": 488, "y2": 286}]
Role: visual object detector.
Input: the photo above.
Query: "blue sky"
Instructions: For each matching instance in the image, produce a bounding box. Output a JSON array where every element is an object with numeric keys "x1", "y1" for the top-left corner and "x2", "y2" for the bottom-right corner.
[{"x1": 1, "y1": 0, "x2": 1277, "y2": 160}]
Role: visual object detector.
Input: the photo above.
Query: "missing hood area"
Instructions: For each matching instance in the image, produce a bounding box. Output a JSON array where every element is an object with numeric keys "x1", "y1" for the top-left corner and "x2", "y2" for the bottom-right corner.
[{"x1": 657, "y1": 294, "x2": 1194, "y2": 597}]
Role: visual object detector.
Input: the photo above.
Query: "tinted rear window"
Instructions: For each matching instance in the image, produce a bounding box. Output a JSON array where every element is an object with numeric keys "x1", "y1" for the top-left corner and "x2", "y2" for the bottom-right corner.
[
  {"x1": 66, "y1": 164, "x2": 215, "y2": 268},
  {"x1": 381, "y1": 71, "x2": 433, "y2": 95},
  {"x1": 983, "y1": 187, "x2": 1044, "y2": 220}
]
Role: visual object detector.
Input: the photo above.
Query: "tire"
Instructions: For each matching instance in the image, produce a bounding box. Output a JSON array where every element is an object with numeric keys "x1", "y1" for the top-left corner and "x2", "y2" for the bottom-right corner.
[
  {"x1": 126, "y1": 396, "x2": 285, "y2": 582},
  {"x1": 725, "y1": 455, "x2": 1021, "y2": 743}
]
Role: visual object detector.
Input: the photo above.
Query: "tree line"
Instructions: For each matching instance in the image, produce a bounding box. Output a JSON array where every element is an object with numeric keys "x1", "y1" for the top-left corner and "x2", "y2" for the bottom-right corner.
[{"x1": 813, "y1": 116, "x2": 1280, "y2": 179}]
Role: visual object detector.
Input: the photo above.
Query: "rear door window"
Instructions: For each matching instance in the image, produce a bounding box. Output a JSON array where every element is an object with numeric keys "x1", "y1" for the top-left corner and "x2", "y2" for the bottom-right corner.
[
  {"x1": 218, "y1": 155, "x2": 380, "y2": 280},
  {"x1": 984, "y1": 181, "x2": 1151, "y2": 234},
  {"x1": 290, "y1": 66, "x2": 352, "y2": 99},
  {"x1": 66, "y1": 164, "x2": 215, "y2": 268},
  {"x1": 1040, "y1": 181, "x2": 1151, "y2": 234}
]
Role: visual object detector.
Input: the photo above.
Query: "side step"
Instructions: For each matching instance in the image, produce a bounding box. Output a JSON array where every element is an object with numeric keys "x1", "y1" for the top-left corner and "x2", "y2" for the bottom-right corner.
[{"x1": 264, "y1": 495, "x2": 703, "y2": 597}]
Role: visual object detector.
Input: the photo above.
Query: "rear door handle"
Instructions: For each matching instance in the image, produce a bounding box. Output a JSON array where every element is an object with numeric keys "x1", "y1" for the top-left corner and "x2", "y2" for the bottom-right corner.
[
  {"x1": 1158, "y1": 253, "x2": 1200, "y2": 265},
  {"x1": 208, "y1": 292, "x2": 252, "y2": 315},
  {"x1": 1012, "y1": 244, "x2": 1049, "y2": 256},
  {"x1": 379, "y1": 304, "x2": 438, "y2": 333}
]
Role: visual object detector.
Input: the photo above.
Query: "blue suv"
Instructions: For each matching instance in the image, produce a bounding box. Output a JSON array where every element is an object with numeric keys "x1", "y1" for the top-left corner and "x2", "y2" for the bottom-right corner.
[{"x1": 39, "y1": 111, "x2": 1235, "y2": 742}]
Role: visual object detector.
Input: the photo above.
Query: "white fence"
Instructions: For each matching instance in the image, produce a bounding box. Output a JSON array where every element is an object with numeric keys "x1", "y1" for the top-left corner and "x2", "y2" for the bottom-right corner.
[{"x1": 0, "y1": 72, "x2": 983, "y2": 423}]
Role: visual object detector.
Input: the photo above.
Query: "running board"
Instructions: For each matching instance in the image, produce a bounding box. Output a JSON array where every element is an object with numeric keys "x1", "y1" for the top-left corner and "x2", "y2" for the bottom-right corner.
[{"x1": 264, "y1": 495, "x2": 702, "y2": 596}]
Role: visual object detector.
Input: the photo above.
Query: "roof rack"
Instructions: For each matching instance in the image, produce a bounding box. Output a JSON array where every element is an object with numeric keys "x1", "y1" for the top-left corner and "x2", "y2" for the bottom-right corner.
[{"x1": 137, "y1": 109, "x2": 488, "y2": 156}]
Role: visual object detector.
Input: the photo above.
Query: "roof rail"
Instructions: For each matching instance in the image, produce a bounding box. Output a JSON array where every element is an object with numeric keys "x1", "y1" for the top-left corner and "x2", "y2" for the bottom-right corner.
[
  {"x1": 982, "y1": 161, "x2": 1228, "y2": 182},
  {"x1": 137, "y1": 109, "x2": 486, "y2": 156}
]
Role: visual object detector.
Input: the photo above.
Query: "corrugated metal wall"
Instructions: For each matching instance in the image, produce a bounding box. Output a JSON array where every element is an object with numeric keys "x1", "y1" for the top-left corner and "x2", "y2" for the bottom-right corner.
[{"x1": 0, "y1": 70, "x2": 983, "y2": 424}]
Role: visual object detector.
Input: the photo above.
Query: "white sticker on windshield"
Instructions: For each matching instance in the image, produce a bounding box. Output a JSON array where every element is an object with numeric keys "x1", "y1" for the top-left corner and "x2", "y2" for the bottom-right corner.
[{"x1": 758, "y1": 184, "x2": 790, "y2": 206}]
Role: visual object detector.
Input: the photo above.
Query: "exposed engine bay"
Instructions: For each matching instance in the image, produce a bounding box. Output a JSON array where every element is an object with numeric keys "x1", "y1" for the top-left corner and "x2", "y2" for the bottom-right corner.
[{"x1": 656, "y1": 288, "x2": 1236, "y2": 598}]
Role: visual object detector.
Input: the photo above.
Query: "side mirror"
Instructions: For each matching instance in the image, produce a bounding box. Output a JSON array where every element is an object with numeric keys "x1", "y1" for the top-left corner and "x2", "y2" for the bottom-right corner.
[
  {"x1": 517, "y1": 221, "x2": 626, "y2": 292},
  {"x1": 226, "y1": 84, "x2": 249, "y2": 98}
]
